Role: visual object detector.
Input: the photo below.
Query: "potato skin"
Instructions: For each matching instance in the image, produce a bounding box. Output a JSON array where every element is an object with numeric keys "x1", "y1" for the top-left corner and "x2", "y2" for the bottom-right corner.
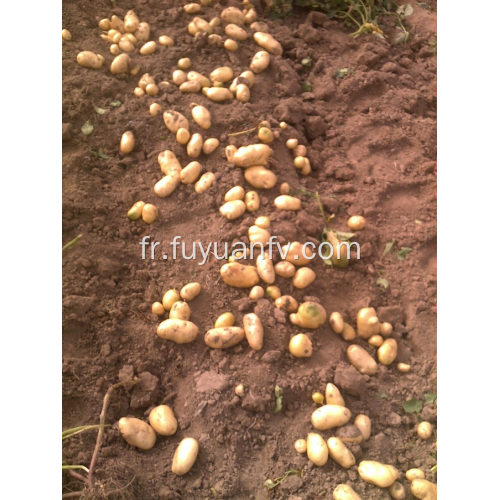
[
  {"x1": 306, "y1": 432, "x2": 328, "y2": 466},
  {"x1": 410, "y1": 479, "x2": 437, "y2": 500},
  {"x1": 204, "y1": 327, "x2": 245, "y2": 349},
  {"x1": 243, "y1": 313, "x2": 264, "y2": 350},
  {"x1": 118, "y1": 417, "x2": 156, "y2": 450},
  {"x1": 219, "y1": 200, "x2": 246, "y2": 220},
  {"x1": 220, "y1": 263, "x2": 260, "y2": 288},
  {"x1": 244, "y1": 166, "x2": 277, "y2": 189},
  {"x1": 358, "y1": 460, "x2": 399, "y2": 488},
  {"x1": 180, "y1": 282, "x2": 201, "y2": 301},
  {"x1": 347, "y1": 345, "x2": 378, "y2": 375},
  {"x1": 311, "y1": 404, "x2": 351, "y2": 430},
  {"x1": 256, "y1": 253, "x2": 275, "y2": 284},
  {"x1": 333, "y1": 484, "x2": 362, "y2": 500},
  {"x1": 253, "y1": 32, "x2": 283, "y2": 55},
  {"x1": 148, "y1": 405, "x2": 178, "y2": 436},
  {"x1": 250, "y1": 50, "x2": 270, "y2": 73},
  {"x1": 289, "y1": 333, "x2": 313, "y2": 358},
  {"x1": 76, "y1": 51, "x2": 104, "y2": 69},
  {"x1": 172, "y1": 437, "x2": 199, "y2": 475},
  {"x1": 110, "y1": 53, "x2": 130, "y2": 74},
  {"x1": 326, "y1": 437, "x2": 356, "y2": 468},
  {"x1": 378, "y1": 338, "x2": 398, "y2": 365},
  {"x1": 357, "y1": 307, "x2": 380, "y2": 338},
  {"x1": 157, "y1": 318, "x2": 199, "y2": 343},
  {"x1": 325, "y1": 382, "x2": 345, "y2": 406},
  {"x1": 233, "y1": 144, "x2": 272, "y2": 167}
]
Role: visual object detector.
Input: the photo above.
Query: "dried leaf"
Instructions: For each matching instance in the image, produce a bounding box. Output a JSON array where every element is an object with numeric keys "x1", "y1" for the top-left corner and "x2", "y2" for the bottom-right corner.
[
  {"x1": 334, "y1": 231, "x2": 356, "y2": 242},
  {"x1": 383, "y1": 240, "x2": 395, "y2": 256},
  {"x1": 81, "y1": 121, "x2": 93, "y2": 135},
  {"x1": 94, "y1": 105, "x2": 108, "y2": 115},
  {"x1": 376, "y1": 277, "x2": 389, "y2": 289},
  {"x1": 273, "y1": 385, "x2": 283, "y2": 413},
  {"x1": 397, "y1": 247, "x2": 413, "y2": 261},
  {"x1": 110, "y1": 100, "x2": 122, "y2": 108}
]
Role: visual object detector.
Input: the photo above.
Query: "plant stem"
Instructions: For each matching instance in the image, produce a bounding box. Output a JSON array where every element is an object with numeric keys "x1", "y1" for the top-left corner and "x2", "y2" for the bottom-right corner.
[
  {"x1": 315, "y1": 191, "x2": 329, "y2": 226},
  {"x1": 227, "y1": 127, "x2": 257, "y2": 137},
  {"x1": 62, "y1": 234, "x2": 82, "y2": 252}
]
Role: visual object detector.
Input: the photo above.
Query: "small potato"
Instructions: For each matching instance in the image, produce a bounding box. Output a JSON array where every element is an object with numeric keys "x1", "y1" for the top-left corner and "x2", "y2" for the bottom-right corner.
[
  {"x1": 245, "y1": 8, "x2": 258, "y2": 24},
  {"x1": 220, "y1": 200, "x2": 246, "y2": 220},
  {"x1": 312, "y1": 392, "x2": 324, "y2": 404},
  {"x1": 335, "y1": 425, "x2": 363, "y2": 444},
  {"x1": 188, "y1": 71, "x2": 211, "y2": 88},
  {"x1": 327, "y1": 437, "x2": 356, "y2": 468},
  {"x1": 207, "y1": 34, "x2": 223, "y2": 45},
  {"x1": 118, "y1": 417, "x2": 156, "y2": 450},
  {"x1": 221, "y1": 7, "x2": 245, "y2": 25},
  {"x1": 245, "y1": 191, "x2": 260, "y2": 212},
  {"x1": 130, "y1": 64, "x2": 141, "y2": 77},
  {"x1": 172, "y1": 70, "x2": 187, "y2": 85},
  {"x1": 118, "y1": 37, "x2": 135, "y2": 53},
  {"x1": 234, "y1": 384, "x2": 245, "y2": 396},
  {"x1": 369, "y1": 334, "x2": 384, "y2": 347},
  {"x1": 286, "y1": 138, "x2": 299, "y2": 149},
  {"x1": 357, "y1": 307, "x2": 380, "y2": 339},
  {"x1": 187, "y1": 133, "x2": 203, "y2": 158},
  {"x1": 233, "y1": 144, "x2": 272, "y2": 167},
  {"x1": 397, "y1": 362, "x2": 411, "y2": 373},
  {"x1": 293, "y1": 267, "x2": 316, "y2": 289},
  {"x1": 172, "y1": 437, "x2": 199, "y2": 476},
  {"x1": 205, "y1": 326, "x2": 245, "y2": 349},
  {"x1": 138, "y1": 73, "x2": 155, "y2": 89},
  {"x1": 289, "y1": 333, "x2": 313, "y2": 358},
  {"x1": 162, "y1": 289, "x2": 180, "y2": 310},
  {"x1": 169, "y1": 301, "x2": 191, "y2": 320},
  {"x1": 358, "y1": 460, "x2": 399, "y2": 488},
  {"x1": 388, "y1": 481, "x2": 405, "y2": 500},
  {"x1": 215, "y1": 312, "x2": 235, "y2": 328},
  {"x1": 159, "y1": 35, "x2": 174, "y2": 46},
  {"x1": 250, "y1": 50, "x2": 271, "y2": 74},
  {"x1": 76, "y1": 51, "x2": 104, "y2": 69},
  {"x1": 329, "y1": 312, "x2": 344, "y2": 335},
  {"x1": 177, "y1": 127, "x2": 191, "y2": 145},
  {"x1": 220, "y1": 262, "x2": 260, "y2": 288},
  {"x1": 248, "y1": 225, "x2": 271, "y2": 245},
  {"x1": 275, "y1": 261, "x2": 295, "y2": 278},
  {"x1": 225, "y1": 23, "x2": 248, "y2": 41},
  {"x1": 127, "y1": 201, "x2": 145, "y2": 221},
  {"x1": 158, "y1": 150, "x2": 182, "y2": 175},
  {"x1": 378, "y1": 338, "x2": 398, "y2": 365},
  {"x1": 202, "y1": 87, "x2": 234, "y2": 102},
  {"x1": 224, "y1": 186, "x2": 245, "y2": 202},
  {"x1": 154, "y1": 174, "x2": 180, "y2": 198},
  {"x1": 274, "y1": 195, "x2": 301, "y2": 211},
  {"x1": 135, "y1": 22, "x2": 151, "y2": 42},
  {"x1": 99, "y1": 18, "x2": 111, "y2": 31},
  {"x1": 184, "y1": 3, "x2": 201, "y2": 14},
  {"x1": 289, "y1": 301, "x2": 327, "y2": 329},
  {"x1": 141, "y1": 204, "x2": 158, "y2": 224},
  {"x1": 110, "y1": 15, "x2": 125, "y2": 32},
  {"x1": 380, "y1": 322, "x2": 393, "y2": 336},
  {"x1": 210, "y1": 66, "x2": 234, "y2": 83},
  {"x1": 258, "y1": 126, "x2": 273, "y2": 144},
  {"x1": 180, "y1": 282, "x2": 201, "y2": 301},
  {"x1": 235, "y1": 83, "x2": 250, "y2": 103},
  {"x1": 178, "y1": 58, "x2": 192, "y2": 70},
  {"x1": 224, "y1": 39, "x2": 238, "y2": 51},
  {"x1": 294, "y1": 144, "x2": 307, "y2": 157},
  {"x1": 325, "y1": 383, "x2": 345, "y2": 407},
  {"x1": 306, "y1": 432, "x2": 328, "y2": 466},
  {"x1": 275, "y1": 295, "x2": 298, "y2": 313},
  {"x1": 151, "y1": 302, "x2": 165, "y2": 316},
  {"x1": 250, "y1": 21, "x2": 269, "y2": 32},
  {"x1": 249, "y1": 285, "x2": 264, "y2": 300},
  {"x1": 405, "y1": 468, "x2": 425, "y2": 481},
  {"x1": 340, "y1": 323, "x2": 356, "y2": 341},
  {"x1": 279, "y1": 121, "x2": 287, "y2": 129},
  {"x1": 280, "y1": 182, "x2": 290, "y2": 195},
  {"x1": 294, "y1": 439, "x2": 307, "y2": 454},
  {"x1": 194, "y1": 172, "x2": 215, "y2": 193},
  {"x1": 253, "y1": 32, "x2": 283, "y2": 56},
  {"x1": 202, "y1": 138, "x2": 219, "y2": 154},
  {"x1": 191, "y1": 105, "x2": 211, "y2": 129},
  {"x1": 283, "y1": 241, "x2": 314, "y2": 266},
  {"x1": 256, "y1": 252, "x2": 275, "y2": 284},
  {"x1": 244, "y1": 166, "x2": 277, "y2": 189},
  {"x1": 110, "y1": 53, "x2": 131, "y2": 74},
  {"x1": 354, "y1": 414, "x2": 372, "y2": 441},
  {"x1": 225, "y1": 145, "x2": 237, "y2": 162},
  {"x1": 164, "y1": 110, "x2": 190, "y2": 133},
  {"x1": 110, "y1": 44, "x2": 120, "y2": 55},
  {"x1": 347, "y1": 215, "x2": 366, "y2": 231},
  {"x1": 333, "y1": 484, "x2": 362, "y2": 500},
  {"x1": 180, "y1": 161, "x2": 202, "y2": 184},
  {"x1": 157, "y1": 318, "x2": 199, "y2": 343},
  {"x1": 311, "y1": 404, "x2": 351, "y2": 430},
  {"x1": 62, "y1": 29, "x2": 72, "y2": 40},
  {"x1": 417, "y1": 421, "x2": 433, "y2": 439},
  {"x1": 150, "y1": 103, "x2": 162, "y2": 116},
  {"x1": 149, "y1": 405, "x2": 178, "y2": 436},
  {"x1": 410, "y1": 479, "x2": 437, "y2": 500},
  {"x1": 188, "y1": 17, "x2": 213, "y2": 35},
  {"x1": 240, "y1": 70, "x2": 255, "y2": 88},
  {"x1": 124, "y1": 10, "x2": 140, "y2": 33},
  {"x1": 266, "y1": 285, "x2": 281, "y2": 300},
  {"x1": 243, "y1": 313, "x2": 264, "y2": 350},
  {"x1": 145, "y1": 83, "x2": 159, "y2": 96},
  {"x1": 347, "y1": 345, "x2": 378, "y2": 375}
]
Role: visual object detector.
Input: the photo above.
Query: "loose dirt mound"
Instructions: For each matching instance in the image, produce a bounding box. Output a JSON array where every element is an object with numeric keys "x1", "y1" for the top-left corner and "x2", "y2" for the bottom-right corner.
[{"x1": 62, "y1": 1, "x2": 437, "y2": 498}]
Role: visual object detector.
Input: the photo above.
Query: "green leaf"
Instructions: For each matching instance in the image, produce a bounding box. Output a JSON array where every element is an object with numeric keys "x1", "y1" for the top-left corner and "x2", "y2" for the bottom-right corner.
[
  {"x1": 376, "y1": 277, "x2": 389, "y2": 290},
  {"x1": 383, "y1": 240, "x2": 395, "y2": 256},
  {"x1": 301, "y1": 81, "x2": 312, "y2": 92},
  {"x1": 81, "y1": 121, "x2": 93, "y2": 135},
  {"x1": 402, "y1": 397, "x2": 423, "y2": 414},
  {"x1": 273, "y1": 385, "x2": 283, "y2": 413},
  {"x1": 94, "y1": 105, "x2": 108, "y2": 115},
  {"x1": 396, "y1": 247, "x2": 413, "y2": 261},
  {"x1": 424, "y1": 392, "x2": 437, "y2": 405},
  {"x1": 110, "y1": 100, "x2": 122, "y2": 108}
]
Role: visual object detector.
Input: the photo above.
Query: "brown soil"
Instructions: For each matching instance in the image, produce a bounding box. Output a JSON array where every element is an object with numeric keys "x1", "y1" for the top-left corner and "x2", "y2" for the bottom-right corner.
[{"x1": 62, "y1": 1, "x2": 437, "y2": 499}]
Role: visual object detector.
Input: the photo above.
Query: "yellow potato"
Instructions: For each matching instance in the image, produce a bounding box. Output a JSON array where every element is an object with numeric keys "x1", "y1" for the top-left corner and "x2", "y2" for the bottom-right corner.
[
  {"x1": 220, "y1": 262, "x2": 260, "y2": 288},
  {"x1": 188, "y1": 71, "x2": 211, "y2": 88},
  {"x1": 233, "y1": 144, "x2": 272, "y2": 167},
  {"x1": 266, "y1": 285, "x2": 281, "y2": 300},
  {"x1": 224, "y1": 39, "x2": 238, "y2": 51},
  {"x1": 245, "y1": 8, "x2": 258, "y2": 24},
  {"x1": 312, "y1": 392, "x2": 324, "y2": 404},
  {"x1": 172, "y1": 69, "x2": 187, "y2": 85},
  {"x1": 158, "y1": 150, "x2": 182, "y2": 175},
  {"x1": 194, "y1": 172, "x2": 215, "y2": 193},
  {"x1": 118, "y1": 37, "x2": 135, "y2": 53},
  {"x1": 294, "y1": 438, "x2": 307, "y2": 454},
  {"x1": 289, "y1": 302, "x2": 327, "y2": 329},
  {"x1": 140, "y1": 41, "x2": 157, "y2": 55},
  {"x1": 347, "y1": 345, "x2": 378, "y2": 375},
  {"x1": 124, "y1": 10, "x2": 139, "y2": 33},
  {"x1": 405, "y1": 468, "x2": 425, "y2": 481},
  {"x1": 157, "y1": 318, "x2": 199, "y2": 343},
  {"x1": 135, "y1": 22, "x2": 151, "y2": 42},
  {"x1": 250, "y1": 50, "x2": 270, "y2": 73},
  {"x1": 358, "y1": 460, "x2": 399, "y2": 488},
  {"x1": 240, "y1": 70, "x2": 255, "y2": 87},
  {"x1": 289, "y1": 333, "x2": 313, "y2": 358},
  {"x1": 127, "y1": 201, "x2": 145, "y2": 221},
  {"x1": 138, "y1": 73, "x2": 154, "y2": 89},
  {"x1": 243, "y1": 313, "x2": 264, "y2": 350},
  {"x1": 151, "y1": 301, "x2": 165, "y2": 316},
  {"x1": 207, "y1": 34, "x2": 223, "y2": 45},
  {"x1": 205, "y1": 326, "x2": 245, "y2": 349},
  {"x1": 354, "y1": 414, "x2": 372, "y2": 441},
  {"x1": 223, "y1": 186, "x2": 243, "y2": 202},
  {"x1": 282, "y1": 241, "x2": 314, "y2": 266},
  {"x1": 177, "y1": 128, "x2": 191, "y2": 145},
  {"x1": 293, "y1": 267, "x2": 316, "y2": 289},
  {"x1": 274, "y1": 195, "x2": 301, "y2": 211},
  {"x1": 235, "y1": 83, "x2": 250, "y2": 103},
  {"x1": 191, "y1": 105, "x2": 211, "y2": 129},
  {"x1": 417, "y1": 421, "x2": 433, "y2": 439},
  {"x1": 225, "y1": 145, "x2": 237, "y2": 162},
  {"x1": 256, "y1": 253, "x2": 275, "y2": 284},
  {"x1": 244, "y1": 166, "x2": 277, "y2": 189},
  {"x1": 286, "y1": 138, "x2": 299, "y2": 150},
  {"x1": 184, "y1": 3, "x2": 201, "y2": 14},
  {"x1": 248, "y1": 225, "x2": 271, "y2": 245},
  {"x1": 169, "y1": 301, "x2": 191, "y2": 320},
  {"x1": 280, "y1": 182, "x2": 290, "y2": 195},
  {"x1": 397, "y1": 362, "x2": 411, "y2": 373},
  {"x1": 62, "y1": 29, "x2": 72, "y2": 41},
  {"x1": 76, "y1": 51, "x2": 104, "y2": 69},
  {"x1": 109, "y1": 44, "x2": 120, "y2": 55},
  {"x1": 329, "y1": 312, "x2": 344, "y2": 335},
  {"x1": 141, "y1": 204, "x2": 158, "y2": 224},
  {"x1": 145, "y1": 83, "x2": 159, "y2": 96},
  {"x1": 118, "y1": 417, "x2": 156, "y2": 450},
  {"x1": 311, "y1": 404, "x2": 351, "y2": 430},
  {"x1": 172, "y1": 437, "x2": 199, "y2": 476},
  {"x1": 154, "y1": 174, "x2": 180, "y2": 198},
  {"x1": 110, "y1": 15, "x2": 125, "y2": 33},
  {"x1": 148, "y1": 405, "x2": 178, "y2": 436},
  {"x1": 99, "y1": 18, "x2": 111, "y2": 31},
  {"x1": 134, "y1": 87, "x2": 146, "y2": 97},
  {"x1": 388, "y1": 481, "x2": 405, "y2": 500},
  {"x1": 225, "y1": 23, "x2": 248, "y2": 41},
  {"x1": 188, "y1": 17, "x2": 213, "y2": 35},
  {"x1": 410, "y1": 479, "x2": 437, "y2": 500},
  {"x1": 258, "y1": 127, "x2": 273, "y2": 144},
  {"x1": 202, "y1": 138, "x2": 219, "y2": 154},
  {"x1": 187, "y1": 133, "x2": 203, "y2": 158},
  {"x1": 162, "y1": 289, "x2": 180, "y2": 310},
  {"x1": 274, "y1": 261, "x2": 295, "y2": 278},
  {"x1": 325, "y1": 383, "x2": 345, "y2": 406},
  {"x1": 202, "y1": 87, "x2": 234, "y2": 102},
  {"x1": 164, "y1": 110, "x2": 190, "y2": 133},
  {"x1": 250, "y1": 21, "x2": 269, "y2": 32},
  {"x1": 180, "y1": 80, "x2": 201, "y2": 93},
  {"x1": 327, "y1": 437, "x2": 356, "y2": 468},
  {"x1": 253, "y1": 32, "x2": 283, "y2": 55},
  {"x1": 158, "y1": 35, "x2": 174, "y2": 46},
  {"x1": 333, "y1": 484, "x2": 362, "y2": 500},
  {"x1": 275, "y1": 295, "x2": 298, "y2": 313},
  {"x1": 347, "y1": 215, "x2": 366, "y2": 231},
  {"x1": 221, "y1": 7, "x2": 245, "y2": 25},
  {"x1": 378, "y1": 338, "x2": 398, "y2": 365},
  {"x1": 215, "y1": 312, "x2": 235, "y2": 328},
  {"x1": 249, "y1": 285, "x2": 264, "y2": 300},
  {"x1": 294, "y1": 144, "x2": 307, "y2": 157},
  {"x1": 210, "y1": 66, "x2": 234, "y2": 83},
  {"x1": 369, "y1": 334, "x2": 384, "y2": 347},
  {"x1": 279, "y1": 121, "x2": 288, "y2": 129},
  {"x1": 357, "y1": 307, "x2": 380, "y2": 339},
  {"x1": 150, "y1": 103, "x2": 162, "y2": 116},
  {"x1": 380, "y1": 322, "x2": 394, "y2": 336},
  {"x1": 109, "y1": 53, "x2": 130, "y2": 74},
  {"x1": 341, "y1": 323, "x2": 356, "y2": 341},
  {"x1": 179, "y1": 161, "x2": 201, "y2": 184},
  {"x1": 306, "y1": 432, "x2": 328, "y2": 466},
  {"x1": 220, "y1": 200, "x2": 246, "y2": 220}
]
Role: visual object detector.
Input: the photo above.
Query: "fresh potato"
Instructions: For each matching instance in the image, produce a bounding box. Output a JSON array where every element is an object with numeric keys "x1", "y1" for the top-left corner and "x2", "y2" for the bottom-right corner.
[
  {"x1": 234, "y1": 384, "x2": 245, "y2": 396},
  {"x1": 294, "y1": 144, "x2": 307, "y2": 157},
  {"x1": 250, "y1": 50, "x2": 270, "y2": 73},
  {"x1": 202, "y1": 87, "x2": 234, "y2": 102},
  {"x1": 158, "y1": 150, "x2": 182, "y2": 175},
  {"x1": 282, "y1": 241, "x2": 314, "y2": 266},
  {"x1": 405, "y1": 468, "x2": 425, "y2": 481},
  {"x1": 225, "y1": 145, "x2": 237, "y2": 162},
  {"x1": 347, "y1": 345, "x2": 378, "y2": 375},
  {"x1": 274, "y1": 195, "x2": 301, "y2": 211},
  {"x1": 410, "y1": 479, "x2": 437, "y2": 500},
  {"x1": 235, "y1": 83, "x2": 250, "y2": 103},
  {"x1": 378, "y1": 338, "x2": 398, "y2": 365},
  {"x1": 140, "y1": 41, "x2": 156, "y2": 55},
  {"x1": 119, "y1": 131, "x2": 134, "y2": 154},
  {"x1": 191, "y1": 105, "x2": 211, "y2": 129},
  {"x1": 162, "y1": 289, "x2": 180, "y2": 310},
  {"x1": 256, "y1": 253, "x2": 275, "y2": 284},
  {"x1": 151, "y1": 302, "x2": 165, "y2": 316},
  {"x1": 164, "y1": 110, "x2": 190, "y2": 133},
  {"x1": 247, "y1": 225, "x2": 270, "y2": 246},
  {"x1": 169, "y1": 301, "x2": 191, "y2": 320},
  {"x1": 194, "y1": 172, "x2": 215, "y2": 193},
  {"x1": 119, "y1": 37, "x2": 135, "y2": 53},
  {"x1": 233, "y1": 144, "x2": 272, "y2": 167},
  {"x1": 124, "y1": 10, "x2": 139, "y2": 33},
  {"x1": 354, "y1": 414, "x2": 372, "y2": 441},
  {"x1": 150, "y1": 103, "x2": 162, "y2": 116},
  {"x1": 172, "y1": 438, "x2": 199, "y2": 476},
  {"x1": 110, "y1": 15, "x2": 125, "y2": 32},
  {"x1": 357, "y1": 307, "x2": 380, "y2": 339},
  {"x1": 388, "y1": 481, "x2": 406, "y2": 500},
  {"x1": 325, "y1": 383, "x2": 345, "y2": 406},
  {"x1": 224, "y1": 39, "x2": 238, "y2": 51},
  {"x1": 249, "y1": 285, "x2": 264, "y2": 300},
  {"x1": 289, "y1": 302, "x2": 327, "y2": 329},
  {"x1": 397, "y1": 362, "x2": 411, "y2": 373},
  {"x1": 225, "y1": 23, "x2": 248, "y2": 41},
  {"x1": 244, "y1": 166, "x2": 277, "y2": 189},
  {"x1": 240, "y1": 70, "x2": 255, "y2": 87},
  {"x1": 135, "y1": 22, "x2": 151, "y2": 42},
  {"x1": 134, "y1": 87, "x2": 146, "y2": 97},
  {"x1": 184, "y1": 3, "x2": 201, "y2": 14},
  {"x1": 275, "y1": 261, "x2": 295, "y2": 278},
  {"x1": 210, "y1": 66, "x2": 234, "y2": 83},
  {"x1": 311, "y1": 404, "x2": 351, "y2": 430},
  {"x1": 221, "y1": 7, "x2": 245, "y2": 25},
  {"x1": 417, "y1": 421, "x2": 433, "y2": 439},
  {"x1": 266, "y1": 285, "x2": 281, "y2": 300},
  {"x1": 178, "y1": 58, "x2": 191, "y2": 70},
  {"x1": 306, "y1": 432, "x2": 328, "y2": 466},
  {"x1": 157, "y1": 318, "x2": 198, "y2": 343},
  {"x1": 179, "y1": 161, "x2": 202, "y2": 185},
  {"x1": 158, "y1": 34, "x2": 174, "y2": 46},
  {"x1": 205, "y1": 326, "x2": 245, "y2": 348},
  {"x1": 253, "y1": 32, "x2": 283, "y2": 55},
  {"x1": 118, "y1": 417, "x2": 156, "y2": 450},
  {"x1": 289, "y1": 333, "x2": 313, "y2": 358},
  {"x1": 179, "y1": 282, "x2": 201, "y2": 302},
  {"x1": 275, "y1": 295, "x2": 298, "y2": 313},
  {"x1": 62, "y1": 29, "x2": 72, "y2": 40},
  {"x1": 188, "y1": 71, "x2": 211, "y2": 88},
  {"x1": 127, "y1": 201, "x2": 145, "y2": 220},
  {"x1": 109, "y1": 44, "x2": 120, "y2": 55},
  {"x1": 176, "y1": 128, "x2": 191, "y2": 145},
  {"x1": 203, "y1": 138, "x2": 220, "y2": 154},
  {"x1": 220, "y1": 200, "x2": 246, "y2": 220},
  {"x1": 347, "y1": 215, "x2": 366, "y2": 231},
  {"x1": 207, "y1": 33, "x2": 223, "y2": 45},
  {"x1": 172, "y1": 69, "x2": 187, "y2": 85},
  {"x1": 141, "y1": 204, "x2": 158, "y2": 224},
  {"x1": 312, "y1": 392, "x2": 324, "y2": 404},
  {"x1": 380, "y1": 322, "x2": 394, "y2": 337},
  {"x1": 294, "y1": 438, "x2": 307, "y2": 454},
  {"x1": 188, "y1": 17, "x2": 213, "y2": 35},
  {"x1": 245, "y1": 8, "x2": 258, "y2": 24},
  {"x1": 329, "y1": 312, "x2": 344, "y2": 335},
  {"x1": 215, "y1": 312, "x2": 235, "y2": 328},
  {"x1": 154, "y1": 174, "x2": 180, "y2": 198},
  {"x1": 220, "y1": 262, "x2": 260, "y2": 287},
  {"x1": 224, "y1": 186, "x2": 245, "y2": 202},
  {"x1": 243, "y1": 313, "x2": 264, "y2": 350},
  {"x1": 148, "y1": 405, "x2": 178, "y2": 436},
  {"x1": 250, "y1": 21, "x2": 269, "y2": 32},
  {"x1": 99, "y1": 18, "x2": 111, "y2": 30},
  {"x1": 333, "y1": 484, "x2": 362, "y2": 500},
  {"x1": 327, "y1": 437, "x2": 356, "y2": 468},
  {"x1": 76, "y1": 51, "x2": 104, "y2": 69},
  {"x1": 340, "y1": 323, "x2": 356, "y2": 341},
  {"x1": 187, "y1": 133, "x2": 203, "y2": 158},
  {"x1": 145, "y1": 83, "x2": 159, "y2": 96},
  {"x1": 293, "y1": 267, "x2": 316, "y2": 289},
  {"x1": 369, "y1": 334, "x2": 384, "y2": 347},
  {"x1": 258, "y1": 127, "x2": 273, "y2": 144},
  {"x1": 286, "y1": 138, "x2": 299, "y2": 149},
  {"x1": 358, "y1": 460, "x2": 399, "y2": 488}
]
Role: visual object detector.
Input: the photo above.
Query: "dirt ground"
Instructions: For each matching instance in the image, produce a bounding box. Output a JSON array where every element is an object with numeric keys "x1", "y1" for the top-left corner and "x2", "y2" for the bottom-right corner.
[{"x1": 62, "y1": 1, "x2": 437, "y2": 498}]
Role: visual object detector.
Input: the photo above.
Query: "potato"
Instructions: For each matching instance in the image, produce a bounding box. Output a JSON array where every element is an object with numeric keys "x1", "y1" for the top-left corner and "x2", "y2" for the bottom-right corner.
[
  {"x1": 99, "y1": 18, "x2": 111, "y2": 31},
  {"x1": 210, "y1": 66, "x2": 234, "y2": 83},
  {"x1": 202, "y1": 87, "x2": 234, "y2": 102},
  {"x1": 380, "y1": 322, "x2": 393, "y2": 337},
  {"x1": 293, "y1": 267, "x2": 316, "y2": 289},
  {"x1": 244, "y1": 166, "x2": 277, "y2": 189},
  {"x1": 347, "y1": 215, "x2": 366, "y2": 231},
  {"x1": 294, "y1": 438, "x2": 307, "y2": 454},
  {"x1": 235, "y1": 83, "x2": 250, "y2": 103},
  {"x1": 109, "y1": 44, "x2": 120, "y2": 55},
  {"x1": 176, "y1": 128, "x2": 191, "y2": 145},
  {"x1": 249, "y1": 285, "x2": 264, "y2": 300},
  {"x1": 179, "y1": 162, "x2": 201, "y2": 185},
  {"x1": 220, "y1": 200, "x2": 246, "y2": 220},
  {"x1": 154, "y1": 174, "x2": 180, "y2": 198},
  {"x1": 119, "y1": 37, "x2": 135, "y2": 53},
  {"x1": 205, "y1": 326, "x2": 245, "y2": 349},
  {"x1": 124, "y1": 10, "x2": 139, "y2": 33},
  {"x1": 62, "y1": 29, "x2": 72, "y2": 41},
  {"x1": 158, "y1": 150, "x2": 182, "y2": 175},
  {"x1": 225, "y1": 23, "x2": 248, "y2": 41},
  {"x1": 157, "y1": 318, "x2": 199, "y2": 343},
  {"x1": 388, "y1": 481, "x2": 405, "y2": 500},
  {"x1": 141, "y1": 204, "x2": 158, "y2": 224},
  {"x1": 282, "y1": 242, "x2": 313, "y2": 266},
  {"x1": 274, "y1": 261, "x2": 295, "y2": 278},
  {"x1": 347, "y1": 345, "x2": 378, "y2": 375},
  {"x1": 233, "y1": 144, "x2": 272, "y2": 167},
  {"x1": 221, "y1": 7, "x2": 245, "y2": 25},
  {"x1": 188, "y1": 71, "x2": 211, "y2": 88},
  {"x1": 417, "y1": 421, "x2": 433, "y2": 439},
  {"x1": 145, "y1": 83, "x2": 159, "y2": 96},
  {"x1": 222, "y1": 186, "x2": 243, "y2": 203},
  {"x1": 172, "y1": 69, "x2": 187, "y2": 85},
  {"x1": 76, "y1": 51, "x2": 104, "y2": 69},
  {"x1": 239, "y1": 70, "x2": 255, "y2": 88},
  {"x1": 294, "y1": 144, "x2": 307, "y2": 157},
  {"x1": 327, "y1": 437, "x2": 356, "y2": 468},
  {"x1": 220, "y1": 262, "x2": 260, "y2": 288},
  {"x1": 243, "y1": 313, "x2": 264, "y2": 350},
  {"x1": 162, "y1": 289, "x2": 180, "y2": 310},
  {"x1": 164, "y1": 110, "x2": 190, "y2": 133},
  {"x1": 134, "y1": 87, "x2": 146, "y2": 97},
  {"x1": 178, "y1": 58, "x2": 191, "y2": 70},
  {"x1": 150, "y1": 103, "x2": 162, "y2": 116},
  {"x1": 306, "y1": 432, "x2": 328, "y2": 466},
  {"x1": 135, "y1": 22, "x2": 151, "y2": 42},
  {"x1": 158, "y1": 35, "x2": 174, "y2": 46},
  {"x1": 191, "y1": 105, "x2": 211, "y2": 129},
  {"x1": 245, "y1": 8, "x2": 258, "y2": 24},
  {"x1": 333, "y1": 484, "x2": 362, "y2": 500},
  {"x1": 397, "y1": 362, "x2": 411, "y2": 373},
  {"x1": 110, "y1": 15, "x2": 125, "y2": 32},
  {"x1": 358, "y1": 460, "x2": 399, "y2": 488},
  {"x1": 207, "y1": 34, "x2": 223, "y2": 45},
  {"x1": 148, "y1": 405, "x2": 178, "y2": 436},
  {"x1": 279, "y1": 121, "x2": 287, "y2": 129},
  {"x1": 410, "y1": 479, "x2": 437, "y2": 500},
  {"x1": 354, "y1": 414, "x2": 371, "y2": 441},
  {"x1": 172, "y1": 437, "x2": 199, "y2": 476},
  {"x1": 140, "y1": 41, "x2": 157, "y2": 55},
  {"x1": 286, "y1": 138, "x2": 299, "y2": 149},
  {"x1": 151, "y1": 301, "x2": 165, "y2": 316},
  {"x1": 258, "y1": 127, "x2": 273, "y2": 144},
  {"x1": 127, "y1": 200, "x2": 145, "y2": 220},
  {"x1": 325, "y1": 383, "x2": 345, "y2": 407},
  {"x1": 329, "y1": 312, "x2": 344, "y2": 335},
  {"x1": 188, "y1": 17, "x2": 213, "y2": 35},
  {"x1": 290, "y1": 301, "x2": 327, "y2": 329},
  {"x1": 248, "y1": 225, "x2": 271, "y2": 245},
  {"x1": 224, "y1": 39, "x2": 238, "y2": 51},
  {"x1": 250, "y1": 21, "x2": 269, "y2": 32},
  {"x1": 253, "y1": 32, "x2": 283, "y2": 55},
  {"x1": 118, "y1": 417, "x2": 156, "y2": 450},
  {"x1": 378, "y1": 338, "x2": 398, "y2": 365},
  {"x1": 369, "y1": 334, "x2": 384, "y2": 347},
  {"x1": 169, "y1": 301, "x2": 191, "y2": 320},
  {"x1": 256, "y1": 252, "x2": 275, "y2": 284},
  {"x1": 311, "y1": 392, "x2": 323, "y2": 405},
  {"x1": 340, "y1": 323, "x2": 356, "y2": 341},
  {"x1": 266, "y1": 285, "x2": 281, "y2": 300},
  {"x1": 274, "y1": 195, "x2": 301, "y2": 211},
  {"x1": 187, "y1": 133, "x2": 203, "y2": 158},
  {"x1": 250, "y1": 50, "x2": 270, "y2": 74},
  {"x1": 275, "y1": 295, "x2": 298, "y2": 313},
  {"x1": 194, "y1": 172, "x2": 215, "y2": 193},
  {"x1": 243, "y1": 191, "x2": 259, "y2": 212},
  {"x1": 289, "y1": 333, "x2": 313, "y2": 358},
  {"x1": 184, "y1": 3, "x2": 201, "y2": 14},
  {"x1": 203, "y1": 138, "x2": 220, "y2": 154},
  {"x1": 215, "y1": 312, "x2": 235, "y2": 328},
  {"x1": 225, "y1": 145, "x2": 237, "y2": 162},
  {"x1": 357, "y1": 307, "x2": 380, "y2": 339},
  {"x1": 311, "y1": 404, "x2": 351, "y2": 430},
  {"x1": 405, "y1": 468, "x2": 425, "y2": 481}
]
